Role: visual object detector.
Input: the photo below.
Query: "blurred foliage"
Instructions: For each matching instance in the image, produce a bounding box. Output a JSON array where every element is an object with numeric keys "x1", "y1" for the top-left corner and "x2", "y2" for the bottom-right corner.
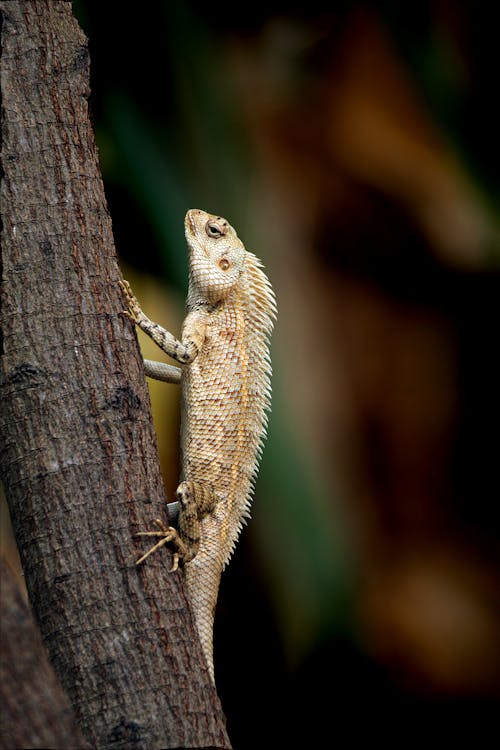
[
  {"x1": 380, "y1": 4, "x2": 500, "y2": 203},
  {"x1": 67, "y1": 1, "x2": 500, "y2": 744}
]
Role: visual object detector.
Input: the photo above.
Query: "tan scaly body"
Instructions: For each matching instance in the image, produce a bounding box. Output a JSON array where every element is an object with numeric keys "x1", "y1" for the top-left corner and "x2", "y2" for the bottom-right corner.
[{"x1": 120, "y1": 209, "x2": 276, "y2": 681}]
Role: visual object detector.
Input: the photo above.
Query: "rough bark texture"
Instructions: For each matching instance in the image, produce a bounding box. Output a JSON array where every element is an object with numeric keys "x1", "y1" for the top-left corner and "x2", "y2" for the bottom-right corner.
[
  {"x1": 0, "y1": 557, "x2": 90, "y2": 750},
  {"x1": 0, "y1": 2, "x2": 230, "y2": 748}
]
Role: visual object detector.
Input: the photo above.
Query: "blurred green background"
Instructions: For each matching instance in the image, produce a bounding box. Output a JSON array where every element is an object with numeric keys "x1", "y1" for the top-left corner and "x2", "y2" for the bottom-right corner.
[{"x1": 68, "y1": 1, "x2": 500, "y2": 744}]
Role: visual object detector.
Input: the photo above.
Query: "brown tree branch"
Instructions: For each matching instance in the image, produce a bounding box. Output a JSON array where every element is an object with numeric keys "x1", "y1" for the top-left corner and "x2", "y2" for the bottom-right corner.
[{"x1": 0, "y1": 2, "x2": 230, "y2": 748}]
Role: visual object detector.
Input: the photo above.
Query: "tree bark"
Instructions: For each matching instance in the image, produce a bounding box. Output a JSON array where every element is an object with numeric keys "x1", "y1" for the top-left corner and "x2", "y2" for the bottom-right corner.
[
  {"x1": 0, "y1": 556, "x2": 90, "y2": 749},
  {"x1": 0, "y1": 2, "x2": 230, "y2": 748}
]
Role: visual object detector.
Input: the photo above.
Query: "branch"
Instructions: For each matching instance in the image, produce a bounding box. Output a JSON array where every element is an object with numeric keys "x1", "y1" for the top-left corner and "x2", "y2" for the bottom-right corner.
[{"x1": 0, "y1": 2, "x2": 230, "y2": 747}]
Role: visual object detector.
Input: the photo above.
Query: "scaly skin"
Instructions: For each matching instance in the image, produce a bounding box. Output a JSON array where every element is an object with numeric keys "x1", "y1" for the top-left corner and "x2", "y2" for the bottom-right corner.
[{"x1": 120, "y1": 209, "x2": 276, "y2": 681}]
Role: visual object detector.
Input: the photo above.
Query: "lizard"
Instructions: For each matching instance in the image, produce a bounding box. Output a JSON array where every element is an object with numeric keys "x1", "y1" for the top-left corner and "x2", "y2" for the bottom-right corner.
[{"x1": 119, "y1": 208, "x2": 276, "y2": 682}]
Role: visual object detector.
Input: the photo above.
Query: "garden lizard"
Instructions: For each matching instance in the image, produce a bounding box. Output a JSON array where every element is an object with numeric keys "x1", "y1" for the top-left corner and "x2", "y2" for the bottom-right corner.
[{"x1": 120, "y1": 209, "x2": 276, "y2": 681}]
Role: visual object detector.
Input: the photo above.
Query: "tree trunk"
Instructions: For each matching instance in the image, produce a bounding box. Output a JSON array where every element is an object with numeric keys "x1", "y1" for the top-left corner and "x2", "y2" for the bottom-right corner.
[
  {"x1": 0, "y1": 2, "x2": 230, "y2": 748},
  {"x1": 0, "y1": 556, "x2": 90, "y2": 749}
]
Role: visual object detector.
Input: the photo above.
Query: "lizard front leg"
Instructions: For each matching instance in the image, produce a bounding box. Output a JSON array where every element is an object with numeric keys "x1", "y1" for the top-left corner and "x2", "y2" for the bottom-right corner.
[
  {"x1": 119, "y1": 279, "x2": 206, "y2": 367},
  {"x1": 135, "y1": 481, "x2": 217, "y2": 569}
]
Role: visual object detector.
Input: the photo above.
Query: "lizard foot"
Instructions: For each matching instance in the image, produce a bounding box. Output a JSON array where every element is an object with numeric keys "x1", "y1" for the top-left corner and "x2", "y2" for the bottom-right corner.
[
  {"x1": 135, "y1": 518, "x2": 183, "y2": 571},
  {"x1": 119, "y1": 279, "x2": 142, "y2": 325}
]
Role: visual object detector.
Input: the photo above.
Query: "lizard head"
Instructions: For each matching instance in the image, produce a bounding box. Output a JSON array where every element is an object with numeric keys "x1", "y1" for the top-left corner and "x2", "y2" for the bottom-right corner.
[{"x1": 185, "y1": 209, "x2": 246, "y2": 303}]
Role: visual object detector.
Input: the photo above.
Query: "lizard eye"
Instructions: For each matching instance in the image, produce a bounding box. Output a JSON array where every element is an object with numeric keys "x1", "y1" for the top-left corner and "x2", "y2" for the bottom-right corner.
[
  {"x1": 206, "y1": 221, "x2": 223, "y2": 239},
  {"x1": 218, "y1": 258, "x2": 230, "y2": 271}
]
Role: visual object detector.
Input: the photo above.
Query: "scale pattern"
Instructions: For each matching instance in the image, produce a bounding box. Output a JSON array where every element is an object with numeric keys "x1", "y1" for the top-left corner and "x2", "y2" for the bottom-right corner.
[
  {"x1": 182, "y1": 213, "x2": 276, "y2": 679},
  {"x1": 124, "y1": 209, "x2": 276, "y2": 681}
]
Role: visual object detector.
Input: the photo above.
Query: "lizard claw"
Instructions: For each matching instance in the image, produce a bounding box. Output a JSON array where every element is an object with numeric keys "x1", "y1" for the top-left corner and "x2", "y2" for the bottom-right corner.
[
  {"x1": 170, "y1": 553, "x2": 180, "y2": 573},
  {"x1": 134, "y1": 521, "x2": 180, "y2": 567},
  {"x1": 119, "y1": 279, "x2": 142, "y2": 324},
  {"x1": 122, "y1": 309, "x2": 139, "y2": 324},
  {"x1": 118, "y1": 279, "x2": 133, "y2": 296}
]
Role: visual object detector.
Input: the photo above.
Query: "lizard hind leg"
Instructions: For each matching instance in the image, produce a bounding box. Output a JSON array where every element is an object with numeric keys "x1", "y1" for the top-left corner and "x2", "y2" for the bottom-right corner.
[
  {"x1": 134, "y1": 481, "x2": 217, "y2": 569},
  {"x1": 175, "y1": 480, "x2": 218, "y2": 564}
]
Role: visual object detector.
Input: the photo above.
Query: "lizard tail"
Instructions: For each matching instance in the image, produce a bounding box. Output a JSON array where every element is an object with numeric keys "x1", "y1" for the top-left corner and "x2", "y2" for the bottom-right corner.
[{"x1": 184, "y1": 550, "x2": 222, "y2": 683}]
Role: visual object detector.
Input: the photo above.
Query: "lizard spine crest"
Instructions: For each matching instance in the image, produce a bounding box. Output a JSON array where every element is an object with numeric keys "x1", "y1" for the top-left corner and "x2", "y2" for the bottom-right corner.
[{"x1": 221, "y1": 248, "x2": 276, "y2": 565}]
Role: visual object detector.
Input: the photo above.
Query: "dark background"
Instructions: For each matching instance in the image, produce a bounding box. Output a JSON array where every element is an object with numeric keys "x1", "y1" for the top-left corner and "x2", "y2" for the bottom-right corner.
[{"x1": 10, "y1": 1, "x2": 500, "y2": 746}]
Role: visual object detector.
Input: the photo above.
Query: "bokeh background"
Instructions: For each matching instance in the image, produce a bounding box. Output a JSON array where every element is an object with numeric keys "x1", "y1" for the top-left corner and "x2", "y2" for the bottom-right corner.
[{"x1": 4, "y1": 1, "x2": 500, "y2": 745}]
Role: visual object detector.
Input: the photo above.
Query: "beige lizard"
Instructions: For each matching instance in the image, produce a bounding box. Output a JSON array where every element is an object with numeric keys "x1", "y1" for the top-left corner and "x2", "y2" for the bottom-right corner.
[{"x1": 120, "y1": 209, "x2": 276, "y2": 681}]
